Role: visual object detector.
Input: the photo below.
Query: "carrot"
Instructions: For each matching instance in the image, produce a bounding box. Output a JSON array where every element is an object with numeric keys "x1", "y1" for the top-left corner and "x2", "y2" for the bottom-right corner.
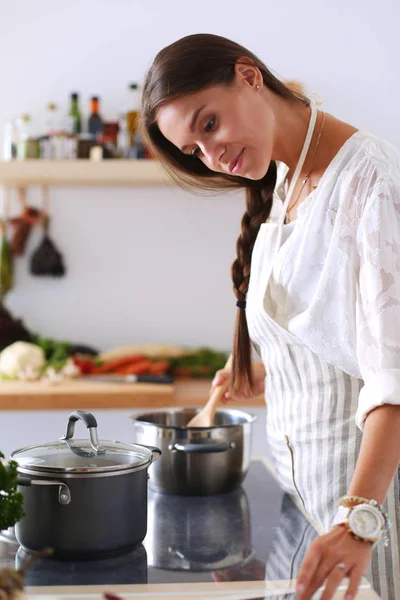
[
  {"x1": 91, "y1": 354, "x2": 146, "y2": 374},
  {"x1": 148, "y1": 360, "x2": 169, "y2": 374},
  {"x1": 112, "y1": 359, "x2": 154, "y2": 375}
]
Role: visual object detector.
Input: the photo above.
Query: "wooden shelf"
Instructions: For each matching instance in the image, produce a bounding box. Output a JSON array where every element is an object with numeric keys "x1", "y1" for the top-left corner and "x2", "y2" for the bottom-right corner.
[
  {"x1": 0, "y1": 160, "x2": 172, "y2": 187},
  {"x1": 0, "y1": 379, "x2": 265, "y2": 410}
]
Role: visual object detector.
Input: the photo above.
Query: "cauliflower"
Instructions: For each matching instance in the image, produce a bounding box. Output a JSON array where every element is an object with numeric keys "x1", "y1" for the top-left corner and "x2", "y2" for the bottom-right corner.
[{"x1": 0, "y1": 342, "x2": 45, "y2": 378}]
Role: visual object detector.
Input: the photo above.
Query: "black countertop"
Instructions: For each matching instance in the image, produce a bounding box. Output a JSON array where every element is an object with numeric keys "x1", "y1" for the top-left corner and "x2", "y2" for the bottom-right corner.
[{"x1": 0, "y1": 459, "x2": 318, "y2": 588}]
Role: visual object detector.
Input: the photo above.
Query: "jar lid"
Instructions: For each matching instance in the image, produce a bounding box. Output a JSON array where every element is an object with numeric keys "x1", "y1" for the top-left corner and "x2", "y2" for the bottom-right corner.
[{"x1": 12, "y1": 439, "x2": 153, "y2": 474}]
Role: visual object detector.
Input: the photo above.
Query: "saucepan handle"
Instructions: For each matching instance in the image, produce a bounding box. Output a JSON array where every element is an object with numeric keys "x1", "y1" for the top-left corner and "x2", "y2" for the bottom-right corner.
[
  {"x1": 17, "y1": 477, "x2": 71, "y2": 505},
  {"x1": 59, "y1": 410, "x2": 106, "y2": 454},
  {"x1": 168, "y1": 442, "x2": 235, "y2": 454},
  {"x1": 139, "y1": 444, "x2": 162, "y2": 462}
]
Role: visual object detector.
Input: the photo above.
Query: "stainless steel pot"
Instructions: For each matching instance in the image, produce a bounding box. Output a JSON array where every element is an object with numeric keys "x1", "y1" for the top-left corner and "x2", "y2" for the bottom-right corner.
[
  {"x1": 132, "y1": 408, "x2": 255, "y2": 495},
  {"x1": 145, "y1": 486, "x2": 253, "y2": 571},
  {"x1": 12, "y1": 410, "x2": 161, "y2": 559}
]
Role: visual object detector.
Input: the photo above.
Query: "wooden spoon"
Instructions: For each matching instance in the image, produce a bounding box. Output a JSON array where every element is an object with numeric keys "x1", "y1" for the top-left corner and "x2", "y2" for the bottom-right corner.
[{"x1": 186, "y1": 355, "x2": 232, "y2": 427}]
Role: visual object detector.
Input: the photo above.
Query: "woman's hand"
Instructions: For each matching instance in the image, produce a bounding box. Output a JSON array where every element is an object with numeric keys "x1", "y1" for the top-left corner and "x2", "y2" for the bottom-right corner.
[
  {"x1": 296, "y1": 525, "x2": 373, "y2": 600},
  {"x1": 210, "y1": 361, "x2": 266, "y2": 403}
]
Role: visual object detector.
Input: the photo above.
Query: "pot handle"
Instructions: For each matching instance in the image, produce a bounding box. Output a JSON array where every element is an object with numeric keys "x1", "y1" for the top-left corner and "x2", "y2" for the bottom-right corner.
[
  {"x1": 60, "y1": 410, "x2": 106, "y2": 454},
  {"x1": 168, "y1": 442, "x2": 235, "y2": 454},
  {"x1": 139, "y1": 444, "x2": 162, "y2": 462},
  {"x1": 17, "y1": 477, "x2": 71, "y2": 505}
]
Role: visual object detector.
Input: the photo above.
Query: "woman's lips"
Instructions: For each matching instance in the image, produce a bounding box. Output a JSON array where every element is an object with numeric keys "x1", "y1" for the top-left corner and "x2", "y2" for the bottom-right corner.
[{"x1": 229, "y1": 149, "x2": 245, "y2": 174}]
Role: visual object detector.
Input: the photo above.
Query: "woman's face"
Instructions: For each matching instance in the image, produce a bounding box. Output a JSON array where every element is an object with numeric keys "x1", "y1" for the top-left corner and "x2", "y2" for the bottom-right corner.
[{"x1": 156, "y1": 73, "x2": 276, "y2": 180}]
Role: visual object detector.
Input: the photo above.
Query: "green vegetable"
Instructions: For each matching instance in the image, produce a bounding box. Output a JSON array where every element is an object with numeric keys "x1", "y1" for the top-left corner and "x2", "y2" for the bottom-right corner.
[
  {"x1": 0, "y1": 451, "x2": 25, "y2": 530},
  {"x1": 170, "y1": 347, "x2": 229, "y2": 378},
  {"x1": 31, "y1": 334, "x2": 72, "y2": 363}
]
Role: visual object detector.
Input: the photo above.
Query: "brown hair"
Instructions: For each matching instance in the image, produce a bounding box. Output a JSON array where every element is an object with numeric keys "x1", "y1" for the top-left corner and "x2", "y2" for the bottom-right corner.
[{"x1": 140, "y1": 33, "x2": 310, "y2": 393}]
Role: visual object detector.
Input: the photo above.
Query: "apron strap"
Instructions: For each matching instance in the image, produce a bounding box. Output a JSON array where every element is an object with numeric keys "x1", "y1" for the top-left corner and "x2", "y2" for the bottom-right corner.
[{"x1": 282, "y1": 105, "x2": 318, "y2": 216}]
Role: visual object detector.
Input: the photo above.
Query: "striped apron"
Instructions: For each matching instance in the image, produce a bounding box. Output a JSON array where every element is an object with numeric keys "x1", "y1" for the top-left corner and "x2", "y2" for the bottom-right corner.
[
  {"x1": 264, "y1": 493, "x2": 318, "y2": 596},
  {"x1": 246, "y1": 217, "x2": 400, "y2": 599}
]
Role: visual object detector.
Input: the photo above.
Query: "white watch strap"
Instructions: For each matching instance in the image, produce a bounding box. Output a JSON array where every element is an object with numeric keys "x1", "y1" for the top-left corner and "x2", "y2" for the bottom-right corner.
[{"x1": 331, "y1": 506, "x2": 351, "y2": 528}]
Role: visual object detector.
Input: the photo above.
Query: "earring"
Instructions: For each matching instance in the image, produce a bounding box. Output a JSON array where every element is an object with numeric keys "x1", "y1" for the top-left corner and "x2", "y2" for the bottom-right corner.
[{"x1": 256, "y1": 85, "x2": 260, "y2": 89}]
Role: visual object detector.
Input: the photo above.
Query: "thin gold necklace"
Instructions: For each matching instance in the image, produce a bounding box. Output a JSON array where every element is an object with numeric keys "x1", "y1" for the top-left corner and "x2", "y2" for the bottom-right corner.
[{"x1": 285, "y1": 111, "x2": 326, "y2": 224}]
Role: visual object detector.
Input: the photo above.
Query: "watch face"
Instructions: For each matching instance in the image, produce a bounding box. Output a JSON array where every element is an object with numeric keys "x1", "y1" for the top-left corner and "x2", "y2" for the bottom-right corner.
[{"x1": 348, "y1": 505, "x2": 384, "y2": 539}]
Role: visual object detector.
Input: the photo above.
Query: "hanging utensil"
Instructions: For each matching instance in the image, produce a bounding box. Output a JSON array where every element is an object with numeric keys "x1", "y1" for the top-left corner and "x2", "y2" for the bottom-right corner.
[
  {"x1": 30, "y1": 186, "x2": 66, "y2": 277},
  {"x1": 10, "y1": 188, "x2": 42, "y2": 257}
]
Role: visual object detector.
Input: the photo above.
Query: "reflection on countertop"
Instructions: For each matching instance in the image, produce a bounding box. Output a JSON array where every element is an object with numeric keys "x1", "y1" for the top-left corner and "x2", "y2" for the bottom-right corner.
[{"x1": 0, "y1": 459, "x2": 318, "y2": 589}]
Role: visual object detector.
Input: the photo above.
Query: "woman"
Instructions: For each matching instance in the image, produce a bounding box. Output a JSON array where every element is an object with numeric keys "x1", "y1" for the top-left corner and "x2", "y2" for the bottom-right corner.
[{"x1": 140, "y1": 33, "x2": 400, "y2": 600}]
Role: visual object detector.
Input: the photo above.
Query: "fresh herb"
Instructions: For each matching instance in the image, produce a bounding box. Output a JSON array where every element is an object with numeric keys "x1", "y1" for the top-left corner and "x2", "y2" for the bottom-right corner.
[
  {"x1": 30, "y1": 336, "x2": 101, "y2": 374},
  {"x1": 0, "y1": 452, "x2": 25, "y2": 531},
  {"x1": 31, "y1": 334, "x2": 72, "y2": 362},
  {"x1": 170, "y1": 347, "x2": 229, "y2": 378}
]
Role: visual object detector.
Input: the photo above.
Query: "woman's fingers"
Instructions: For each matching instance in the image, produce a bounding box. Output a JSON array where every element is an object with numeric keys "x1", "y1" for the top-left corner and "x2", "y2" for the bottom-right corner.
[
  {"x1": 296, "y1": 541, "x2": 322, "y2": 596},
  {"x1": 211, "y1": 364, "x2": 266, "y2": 402},
  {"x1": 299, "y1": 546, "x2": 350, "y2": 599},
  {"x1": 345, "y1": 566, "x2": 364, "y2": 600},
  {"x1": 319, "y1": 563, "x2": 350, "y2": 600},
  {"x1": 221, "y1": 392, "x2": 233, "y2": 404},
  {"x1": 211, "y1": 369, "x2": 230, "y2": 388},
  {"x1": 211, "y1": 370, "x2": 232, "y2": 403}
]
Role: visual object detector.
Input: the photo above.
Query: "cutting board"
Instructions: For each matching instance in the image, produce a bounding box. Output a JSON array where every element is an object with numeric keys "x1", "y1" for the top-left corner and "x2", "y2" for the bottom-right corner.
[
  {"x1": 0, "y1": 378, "x2": 173, "y2": 410},
  {"x1": 0, "y1": 379, "x2": 265, "y2": 410}
]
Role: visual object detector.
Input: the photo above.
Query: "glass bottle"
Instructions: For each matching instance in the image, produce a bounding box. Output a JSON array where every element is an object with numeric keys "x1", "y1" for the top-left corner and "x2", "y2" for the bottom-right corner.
[
  {"x1": 16, "y1": 114, "x2": 39, "y2": 159},
  {"x1": 126, "y1": 83, "x2": 139, "y2": 148},
  {"x1": 45, "y1": 103, "x2": 65, "y2": 159},
  {"x1": 46, "y1": 103, "x2": 58, "y2": 136},
  {"x1": 3, "y1": 118, "x2": 16, "y2": 160},
  {"x1": 117, "y1": 110, "x2": 129, "y2": 158},
  {"x1": 18, "y1": 113, "x2": 32, "y2": 141},
  {"x1": 68, "y1": 93, "x2": 81, "y2": 135},
  {"x1": 88, "y1": 96, "x2": 104, "y2": 141}
]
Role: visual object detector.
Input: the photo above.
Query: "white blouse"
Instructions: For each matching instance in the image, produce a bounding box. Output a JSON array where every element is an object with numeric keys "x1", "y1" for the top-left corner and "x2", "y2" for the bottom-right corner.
[{"x1": 259, "y1": 130, "x2": 400, "y2": 430}]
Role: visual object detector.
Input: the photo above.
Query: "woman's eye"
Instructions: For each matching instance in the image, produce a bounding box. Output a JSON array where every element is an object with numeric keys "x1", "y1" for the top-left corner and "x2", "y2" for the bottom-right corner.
[
  {"x1": 204, "y1": 118, "x2": 216, "y2": 132},
  {"x1": 191, "y1": 147, "x2": 202, "y2": 158},
  {"x1": 188, "y1": 117, "x2": 216, "y2": 158}
]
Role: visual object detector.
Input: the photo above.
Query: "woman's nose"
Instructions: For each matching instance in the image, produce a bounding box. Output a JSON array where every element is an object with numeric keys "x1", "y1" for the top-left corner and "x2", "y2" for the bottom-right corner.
[{"x1": 200, "y1": 141, "x2": 223, "y2": 169}]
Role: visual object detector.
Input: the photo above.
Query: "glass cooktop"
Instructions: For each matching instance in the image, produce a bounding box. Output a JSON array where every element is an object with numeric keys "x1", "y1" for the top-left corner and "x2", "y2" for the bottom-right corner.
[{"x1": 0, "y1": 459, "x2": 318, "y2": 588}]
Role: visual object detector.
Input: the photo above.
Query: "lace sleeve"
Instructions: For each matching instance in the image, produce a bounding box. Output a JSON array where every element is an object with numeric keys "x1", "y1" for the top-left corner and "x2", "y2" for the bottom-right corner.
[{"x1": 355, "y1": 176, "x2": 400, "y2": 429}]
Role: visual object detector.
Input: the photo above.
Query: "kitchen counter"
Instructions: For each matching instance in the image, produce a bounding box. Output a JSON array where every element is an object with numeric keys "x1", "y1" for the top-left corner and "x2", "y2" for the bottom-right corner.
[
  {"x1": 0, "y1": 379, "x2": 265, "y2": 410},
  {"x1": 0, "y1": 458, "x2": 380, "y2": 599}
]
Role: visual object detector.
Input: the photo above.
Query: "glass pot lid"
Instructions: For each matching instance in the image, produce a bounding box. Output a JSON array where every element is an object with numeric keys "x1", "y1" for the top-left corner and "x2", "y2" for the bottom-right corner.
[{"x1": 11, "y1": 410, "x2": 155, "y2": 474}]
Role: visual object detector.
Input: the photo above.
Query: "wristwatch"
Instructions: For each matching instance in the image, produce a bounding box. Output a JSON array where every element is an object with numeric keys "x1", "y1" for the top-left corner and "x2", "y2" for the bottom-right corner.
[{"x1": 332, "y1": 503, "x2": 385, "y2": 543}]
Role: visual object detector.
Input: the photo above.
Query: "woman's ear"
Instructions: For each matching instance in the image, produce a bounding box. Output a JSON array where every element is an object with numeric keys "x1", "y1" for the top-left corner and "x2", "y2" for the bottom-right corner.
[{"x1": 234, "y1": 57, "x2": 262, "y2": 89}]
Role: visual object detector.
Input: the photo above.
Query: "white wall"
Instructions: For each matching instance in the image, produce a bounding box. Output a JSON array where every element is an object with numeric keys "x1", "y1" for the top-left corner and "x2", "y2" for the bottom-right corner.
[{"x1": 0, "y1": 0, "x2": 399, "y2": 352}]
